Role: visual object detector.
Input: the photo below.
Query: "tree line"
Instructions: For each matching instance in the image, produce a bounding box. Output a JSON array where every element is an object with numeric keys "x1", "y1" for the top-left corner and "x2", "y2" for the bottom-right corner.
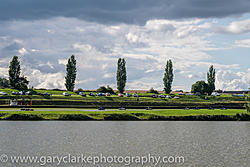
[{"x1": 0, "y1": 55, "x2": 216, "y2": 95}]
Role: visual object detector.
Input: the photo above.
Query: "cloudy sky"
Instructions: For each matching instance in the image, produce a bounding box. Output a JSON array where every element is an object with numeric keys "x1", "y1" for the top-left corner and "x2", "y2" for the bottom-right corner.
[{"x1": 0, "y1": 0, "x2": 249, "y2": 91}]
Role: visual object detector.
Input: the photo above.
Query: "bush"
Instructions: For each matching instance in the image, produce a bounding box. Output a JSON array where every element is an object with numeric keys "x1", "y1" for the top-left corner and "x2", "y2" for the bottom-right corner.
[
  {"x1": 0, "y1": 78, "x2": 9, "y2": 88},
  {"x1": 147, "y1": 88, "x2": 159, "y2": 94},
  {"x1": 97, "y1": 86, "x2": 107, "y2": 93},
  {"x1": 97, "y1": 85, "x2": 115, "y2": 94}
]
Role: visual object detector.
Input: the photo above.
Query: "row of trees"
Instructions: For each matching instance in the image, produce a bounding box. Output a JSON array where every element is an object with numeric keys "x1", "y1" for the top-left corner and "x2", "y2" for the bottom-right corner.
[
  {"x1": 114, "y1": 58, "x2": 216, "y2": 95},
  {"x1": 115, "y1": 59, "x2": 174, "y2": 94},
  {"x1": 64, "y1": 57, "x2": 175, "y2": 94},
  {"x1": 1, "y1": 55, "x2": 215, "y2": 95}
]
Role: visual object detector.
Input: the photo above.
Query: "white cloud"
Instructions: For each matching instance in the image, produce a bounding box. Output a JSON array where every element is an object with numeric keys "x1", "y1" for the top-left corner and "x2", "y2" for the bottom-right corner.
[
  {"x1": 27, "y1": 69, "x2": 65, "y2": 89},
  {"x1": 214, "y1": 18, "x2": 250, "y2": 34},
  {"x1": 0, "y1": 17, "x2": 248, "y2": 90},
  {"x1": 235, "y1": 39, "x2": 250, "y2": 48},
  {"x1": 0, "y1": 67, "x2": 9, "y2": 78},
  {"x1": 127, "y1": 81, "x2": 160, "y2": 90},
  {"x1": 103, "y1": 73, "x2": 113, "y2": 79},
  {"x1": 216, "y1": 69, "x2": 250, "y2": 90},
  {"x1": 126, "y1": 32, "x2": 139, "y2": 43},
  {"x1": 58, "y1": 59, "x2": 68, "y2": 65},
  {"x1": 18, "y1": 48, "x2": 28, "y2": 55},
  {"x1": 122, "y1": 53, "x2": 156, "y2": 60}
]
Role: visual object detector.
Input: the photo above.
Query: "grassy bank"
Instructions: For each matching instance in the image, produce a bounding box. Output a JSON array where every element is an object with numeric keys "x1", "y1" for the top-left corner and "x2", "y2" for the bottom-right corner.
[
  {"x1": 0, "y1": 94, "x2": 247, "y2": 109},
  {"x1": 0, "y1": 108, "x2": 249, "y2": 121}
]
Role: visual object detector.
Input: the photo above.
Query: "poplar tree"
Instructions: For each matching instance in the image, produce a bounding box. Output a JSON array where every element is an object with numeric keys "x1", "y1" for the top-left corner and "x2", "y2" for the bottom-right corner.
[
  {"x1": 9, "y1": 56, "x2": 21, "y2": 88},
  {"x1": 9, "y1": 56, "x2": 29, "y2": 90},
  {"x1": 207, "y1": 65, "x2": 216, "y2": 95},
  {"x1": 65, "y1": 55, "x2": 77, "y2": 91},
  {"x1": 116, "y1": 58, "x2": 127, "y2": 93},
  {"x1": 163, "y1": 59, "x2": 173, "y2": 94}
]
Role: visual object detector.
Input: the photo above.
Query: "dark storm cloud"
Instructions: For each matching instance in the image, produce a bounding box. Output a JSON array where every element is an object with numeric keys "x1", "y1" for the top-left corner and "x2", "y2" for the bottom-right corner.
[{"x1": 1, "y1": 0, "x2": 250, "y2": 24}]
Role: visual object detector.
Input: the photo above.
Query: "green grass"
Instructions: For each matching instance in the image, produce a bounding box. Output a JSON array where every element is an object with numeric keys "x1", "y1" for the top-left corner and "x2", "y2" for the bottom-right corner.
[
  {"x1": 0, "y1": 88, "x2": 246, "y2": 110},
  {"x1": 0, "y1": 108, "x2": 248, "y2": 120}
]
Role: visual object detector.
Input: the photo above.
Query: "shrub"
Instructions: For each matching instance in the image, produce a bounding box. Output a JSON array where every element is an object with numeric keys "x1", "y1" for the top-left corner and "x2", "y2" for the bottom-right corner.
[
  {"x1": 147, "y1": 88, "x2": 159, "y2": 94},
  {"x1": 97, "y1": 86, "x2": 107, "y2": 93},
  {"x1": 0, "y1": 78, "x2": 9, "y2": 88},
  {"x1": 97, "y1": 85, "x2": 115, "y2": 94}
]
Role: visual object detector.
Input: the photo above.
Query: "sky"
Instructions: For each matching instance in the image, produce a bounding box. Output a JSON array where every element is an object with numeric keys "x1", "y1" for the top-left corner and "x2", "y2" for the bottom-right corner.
[{"x1": 0, "y1": 0, "x2": 249, "y2": 91}]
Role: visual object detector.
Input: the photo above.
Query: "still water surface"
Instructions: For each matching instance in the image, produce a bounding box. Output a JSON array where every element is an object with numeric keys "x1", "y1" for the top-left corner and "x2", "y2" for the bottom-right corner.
[{"x1": 0, "y1": 121, "x2": 249, "y2": 167}]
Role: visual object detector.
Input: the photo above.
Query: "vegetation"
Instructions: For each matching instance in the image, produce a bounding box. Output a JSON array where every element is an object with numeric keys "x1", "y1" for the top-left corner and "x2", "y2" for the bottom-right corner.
[
  {"x1": 0, "y1": 109, "x2": 248, "y2": 121},
  {"x1": 148, "y1": 88, "x2": 159, "y2": 94},
  {"x1": 116, "y1": 58, "x2": 127, "y2": 93},
  {"x1": 191, "y1": 81, "x2": 208, "y2": 95},
  {"x1": 163, "y1": 59, "x2": 173, "y2": 94},
  {"x1": 0, "y1": 78, "x2": 9, "y2": 88},
  {"x1": 207, "y1": 65, "x2": 216, "y2": 95},
  {"x1": 247, "y1": 91, "x2": 250, "y2": 112},
  {"x1": 65, "y1": 55, "x2": 77, "y2": 91},
  {"x1": 96, "y1": 85, "x2": 115, "y2": 94},
  {"x1": 8, "y1": 56, "x2": 29, "y2": 90}
]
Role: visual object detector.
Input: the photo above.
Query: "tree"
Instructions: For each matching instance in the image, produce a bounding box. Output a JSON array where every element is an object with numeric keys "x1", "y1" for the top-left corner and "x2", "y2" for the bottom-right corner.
[
  {"x1": 9, "y1": 56, "x2": 21, "y2": 89},
  {"x1": 106, "y1": 85, "x2": 115, "y2": 94},
  {"x1": 65, "y1": 55, "x2": 77, "y2": 91},
  {"x1": 8, "y1": 56, "x2": 29, "y2": 90},
  {"x1": 163, "y1": 59, "x2": 174, "y2": 94},
  {"x1": 16, "y1": 76, "x2": 29, "y2": 90},
  {"x1": 116, "y1": 58, "x2": 127, "y2": 93},
  {"x1": 207, "y1": 65, "x2": 216, "y2": 95},
  {"x1": 247, "y1": 90, "x2": 250, "y2": 112},
  {"x1": 0, "y1": 78, "x2": 9, "y2": 88},
  {"x1": 191, "y1": 81, "x2": 208, "y2": 95}
]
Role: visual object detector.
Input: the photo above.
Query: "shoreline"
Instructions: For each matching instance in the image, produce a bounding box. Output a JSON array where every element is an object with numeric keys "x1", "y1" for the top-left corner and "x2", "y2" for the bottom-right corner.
[{"x1": 0, "y1": 108, "x2": 249, "y2": 121}]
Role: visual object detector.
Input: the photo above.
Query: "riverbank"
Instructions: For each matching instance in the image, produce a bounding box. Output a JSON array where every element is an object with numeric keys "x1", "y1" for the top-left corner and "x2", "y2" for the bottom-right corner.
[{"x1": 0, "y1": 108, "x2": 249, "y2": 121}]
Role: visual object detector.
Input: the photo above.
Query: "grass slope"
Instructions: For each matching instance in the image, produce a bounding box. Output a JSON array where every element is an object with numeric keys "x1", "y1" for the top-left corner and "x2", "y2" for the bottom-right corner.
[{"x1": 0, "y1": 108, "x2": 248, "y2": 121}]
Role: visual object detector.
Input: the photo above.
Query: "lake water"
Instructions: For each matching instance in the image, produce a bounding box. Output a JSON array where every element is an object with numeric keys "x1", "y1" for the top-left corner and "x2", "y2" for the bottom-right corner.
[{"x1": 0, "y1": 121, "x2": 249, "y2": 167}]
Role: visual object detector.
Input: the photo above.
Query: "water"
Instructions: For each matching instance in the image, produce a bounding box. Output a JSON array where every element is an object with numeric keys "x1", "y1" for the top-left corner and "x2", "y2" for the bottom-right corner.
[{"x1": 0, "y1": 121, "x2": 249, "y2": 167}]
